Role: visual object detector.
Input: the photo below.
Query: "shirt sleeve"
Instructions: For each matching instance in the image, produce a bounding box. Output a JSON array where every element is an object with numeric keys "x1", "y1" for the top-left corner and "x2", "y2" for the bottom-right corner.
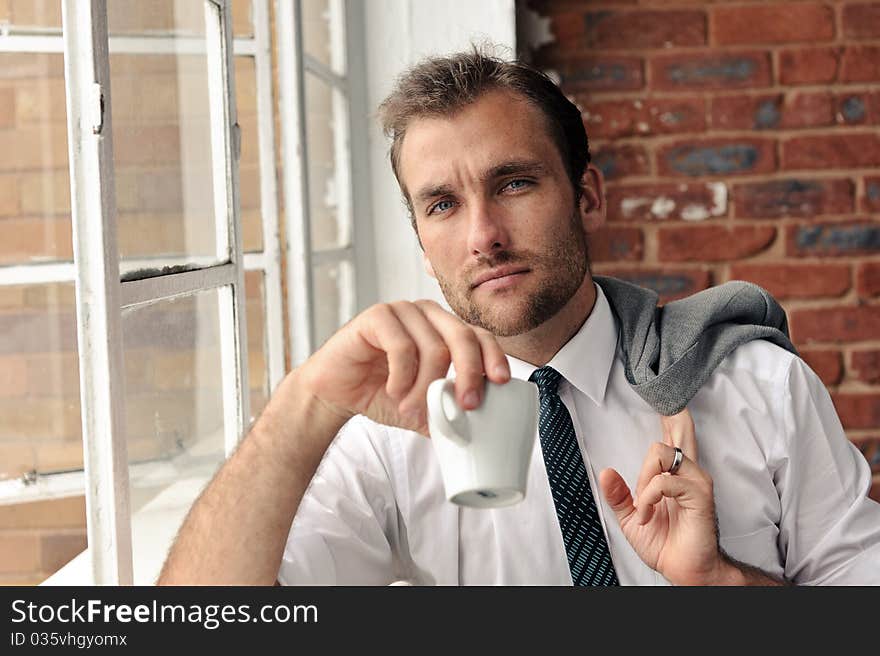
[
  {"x1": 776, "y1": 356, "x2": 880, "y2": 584},
  {"x1": 276, "y1": 415, "x2": 405, "y2": 585}
]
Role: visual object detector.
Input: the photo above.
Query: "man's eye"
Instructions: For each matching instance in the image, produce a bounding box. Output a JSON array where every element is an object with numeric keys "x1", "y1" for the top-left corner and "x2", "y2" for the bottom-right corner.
[
  {"x1": 504, "y1": 179, "x2": 531, "y2": 191},
  {"x1": 429, "y1": 199, "x2": 456, "y2": 215}
]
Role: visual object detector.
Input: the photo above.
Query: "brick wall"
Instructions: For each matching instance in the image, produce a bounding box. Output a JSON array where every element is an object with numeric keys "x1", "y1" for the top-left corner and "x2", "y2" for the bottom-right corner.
[{"x1": 524, "y1": 0, "x2": 880, "y2": 500}]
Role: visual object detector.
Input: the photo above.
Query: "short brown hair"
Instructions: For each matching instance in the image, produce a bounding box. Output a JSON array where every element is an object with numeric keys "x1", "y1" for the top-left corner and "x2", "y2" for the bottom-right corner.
[{"x1": 378, "y1": 46, "x2": 591, "y2": 222}]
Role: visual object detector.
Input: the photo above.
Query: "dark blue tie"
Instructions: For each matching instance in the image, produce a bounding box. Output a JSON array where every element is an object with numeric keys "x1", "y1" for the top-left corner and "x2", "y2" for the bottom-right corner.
[{"x1": 529, "y1": 366, "x2": 619, "y2": 586}]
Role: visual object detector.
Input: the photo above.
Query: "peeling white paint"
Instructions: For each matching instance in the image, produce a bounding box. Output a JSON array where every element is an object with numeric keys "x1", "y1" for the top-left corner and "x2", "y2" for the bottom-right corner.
[
  {"x1": 636, "y1": 121, "x2": 649, "y2": 133},
  {"x1": 651, "y1": 196, "x2": 676, "y2": 219},
  {"x1": 707, "y1": 181, "x2": 727, "y2": 216},
  {"x1": 518, "y1": 3, "x2": 555, "y2": 51},
  {"x1": 634, "y1": 100, "x2": 643, "y2": 110},
  {"x1": 621, "y1": 197, "x2": 650, "y2": 217},
  {"x1": 681, "y1": 204, "x2": 710, "y2": 221}
]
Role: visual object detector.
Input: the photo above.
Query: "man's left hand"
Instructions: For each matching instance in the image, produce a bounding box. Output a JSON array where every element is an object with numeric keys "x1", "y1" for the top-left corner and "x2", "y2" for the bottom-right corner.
[{"x1": 598, "y1": 408, "x2": 736, "y2": 586}]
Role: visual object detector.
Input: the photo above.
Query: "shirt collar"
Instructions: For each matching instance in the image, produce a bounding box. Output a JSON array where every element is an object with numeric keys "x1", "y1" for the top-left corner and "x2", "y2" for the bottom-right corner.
[{"x1": 507, "y1": 282, "x2": 619, "y2": 407}]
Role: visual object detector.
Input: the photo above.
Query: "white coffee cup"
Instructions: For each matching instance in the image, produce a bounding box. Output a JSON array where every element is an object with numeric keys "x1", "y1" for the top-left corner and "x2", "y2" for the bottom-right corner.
[{"x1": 426, "y1": 377, "x2": 539, "y2": 509}]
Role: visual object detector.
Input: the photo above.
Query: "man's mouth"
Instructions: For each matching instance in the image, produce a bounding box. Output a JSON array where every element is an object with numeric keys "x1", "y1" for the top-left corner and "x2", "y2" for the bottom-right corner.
[{"x1": 471, "y1": 266, "x2": 531, "y2": 290}]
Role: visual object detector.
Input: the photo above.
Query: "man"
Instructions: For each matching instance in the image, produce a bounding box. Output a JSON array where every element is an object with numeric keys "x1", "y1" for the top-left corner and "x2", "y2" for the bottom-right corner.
[{"x1": 158, "y1": 50, "x2": 880, "y2": 586}]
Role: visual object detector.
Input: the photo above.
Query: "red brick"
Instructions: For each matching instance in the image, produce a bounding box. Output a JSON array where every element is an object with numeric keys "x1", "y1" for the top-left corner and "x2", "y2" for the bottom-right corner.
[
  {"x1": 711, "y1": 92, "x2": 834, "y2": 131},
  {"x1": 783, "y1": 134, "x2": 880, "y2": 170},
  {"x1": 590, "y1": 227, "x2": 643, "y2": 262},
  {"x1": 581, "y1": 97, "x2": 706, "y2": 140},
  {"x1": 712, "y1": 4, "x2": 834, "y2": 45},
  {"x1": 831, "y1": 394, "x2": 880, "y2": 430},
  {"x1": 864, "y1": 177, "x2": 880, "y2": 212},
  {"x1": 658, "y1": 225, "x2": 776, "y2": 262},
  {"x1": 843, "y1": 3, "x2": 880, "y2": 39},
  {"x1": 40, "y1": 530, "x2": 87, "y2": 573},
  {"x1": 857, "y1": 262, "x2": 880, "y2": 297},
  {"x1": 872, "y1": 475, "x2": 880, "y2": 503},
  {"x1": 584, "y1": 10, "x2": 706, "y2": 49},
  {"x1": 730, "y1": 263, "x2": 851, "y2": 300},
  {"x1": 651, "y1": 51, "x2": 771, "y2": 91},
  {"x1": 595, "y1": 268, "x2": 711, "y2": 303},
  {"x1": 732, "y1": 178, "x2": 854, "y2": 219},
  {"x1": 555, "y1": 56, "x2": 644, "y2": 92},
  {"x1": 592, "y1": 144, "x2": 650, "y2": 181},
  {"x1": 791, "y1": 305, "x2": 880, "y2": 343},
  {"x1": 852, "y1": 350, "x2": 880, "y2": 384},
  {"x1": 841, "y1": 47, "x2": 880, "y2": 83},
  {"x1": 835, "y1": 92, "x2": 880, "y2": 125},
  {"x1": 606, "y1": 182, "x2": 727, "y2": 222},
  {"x1": 779, "y1": 48, "x2": 842, "y2": 85},
  {"x1": 787, "y1": 222, "x2": 880, "y2": 257},
  {"x1": 799, "y1": 349, "x2": 844, "y2": 386},
  {"x1": 657, "y1": 138, "x2": 776, "y2": 178}
]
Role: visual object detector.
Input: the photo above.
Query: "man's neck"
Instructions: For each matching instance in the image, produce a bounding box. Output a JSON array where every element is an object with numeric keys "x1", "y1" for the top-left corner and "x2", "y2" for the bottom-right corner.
[{"x1": 497, "y1": 274, "x2": 597, "y2": 366}]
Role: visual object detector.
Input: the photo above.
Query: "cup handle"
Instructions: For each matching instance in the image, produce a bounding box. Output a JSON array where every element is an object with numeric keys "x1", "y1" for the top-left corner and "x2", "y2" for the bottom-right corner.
[{"x1": 427, "y1": 379, "x2": 470, "y2": 446}]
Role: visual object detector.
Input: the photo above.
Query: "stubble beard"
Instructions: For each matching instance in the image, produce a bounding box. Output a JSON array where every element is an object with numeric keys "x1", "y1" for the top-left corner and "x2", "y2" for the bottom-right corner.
[{"x1": 435, "y1": 210, "x2": 589, "y2": 337}]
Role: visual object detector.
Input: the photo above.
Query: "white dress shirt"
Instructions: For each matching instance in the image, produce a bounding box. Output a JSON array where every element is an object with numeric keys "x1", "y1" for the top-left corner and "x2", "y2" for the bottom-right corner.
[{"x1": 278, "y1": 283, "x2": 880, "y2": 585}]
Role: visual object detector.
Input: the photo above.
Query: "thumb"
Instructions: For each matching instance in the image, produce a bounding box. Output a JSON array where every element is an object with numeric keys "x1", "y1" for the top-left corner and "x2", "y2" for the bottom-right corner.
[{"x1": 599, "y1": 468, "x2": 636, "y2": 525}]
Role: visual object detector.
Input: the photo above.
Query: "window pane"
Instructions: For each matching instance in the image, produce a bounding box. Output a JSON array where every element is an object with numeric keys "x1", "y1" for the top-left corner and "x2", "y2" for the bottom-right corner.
[
  {"x1": 0, "y1": 0, "x2": 62, "y2": 29},
  {"x1": 0, "y1": 283, "x2": 81, "y2": 483},
  {"x1": 302, "y1": 0, "x2": 345, "y2": 76},
  {"x1": 313, "y1": 259, "x2": 352, "y2": 348},
  {"x1": 236, "y1": 56, "x2": 263, "y2": 253},
  {"x1": 0, "y1": 53, "x2": 71, "y2": 265},
  {"x1": 122, "y1": 288, "x2": 227, "y2": 582},
  {"x1": 111, "y1": 50, "x2": 221, "y2": 265},
  {"x1": 232, "y1": 0, "x2": 254, "y2": 38},
  {"x1": 305, "y1": 73, "x2": 349, "y2": 250},
  {"x1": 245, "y1": 271, "x2": 268, "y2": 420},
  {"x1": 106, "y1": 0, "x2": 206, "y2": 37}
]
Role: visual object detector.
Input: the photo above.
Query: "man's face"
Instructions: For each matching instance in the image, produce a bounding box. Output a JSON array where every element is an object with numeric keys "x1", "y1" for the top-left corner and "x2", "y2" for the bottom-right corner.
[{"x1": 398, "y1": 89, "x2": 597, "y2": 336}]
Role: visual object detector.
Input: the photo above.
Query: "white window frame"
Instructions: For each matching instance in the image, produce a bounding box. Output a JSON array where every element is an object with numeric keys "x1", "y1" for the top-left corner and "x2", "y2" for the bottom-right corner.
[
  {"x1": 0, "y1": 0, "x2": 374, "y2": 584},
  {"x1": 0, "y1": 0, "x2": 286, "y2": 503},
  {"x1": 276, "y1": 0, "x2": 375, "y2": 365}
]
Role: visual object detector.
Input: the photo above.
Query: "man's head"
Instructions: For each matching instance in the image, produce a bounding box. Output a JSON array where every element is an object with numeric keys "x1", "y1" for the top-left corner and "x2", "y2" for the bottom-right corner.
[
  {"x1": 379, "y1": 47, "x2": 591, "y2": 222},
  {"x1": 379, "y1": 48, "x2": 606, "y2": 339}
]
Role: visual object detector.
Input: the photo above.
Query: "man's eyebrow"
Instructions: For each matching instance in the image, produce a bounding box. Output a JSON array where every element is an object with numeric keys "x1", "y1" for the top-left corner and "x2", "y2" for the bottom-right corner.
[
  {"x1": 413, "y1": 161, "x2": 548, "y2": 205},
  {"x1": 414, "y1": 183, "x2": 456, "y2": 205},
  {"x1": 483, "y1": 160, "x2": 548, "y2": 180}
]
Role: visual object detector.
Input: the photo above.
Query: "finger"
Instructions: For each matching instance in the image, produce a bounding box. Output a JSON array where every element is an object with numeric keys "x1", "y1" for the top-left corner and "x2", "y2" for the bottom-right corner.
[
  {"x1": 415, "y1": 300, "x2": 492, "y2": 410},
  {"x1": 635, "y1": 468, "x2": 713, "y2": 525},
  {"x1": 634, "y1": 441, "x2": 703, "y2": 501},
  {"x1": 660, "y1": 407, "x2": 698, "y2": 461},
  {"x1": 386, "y1": 302, "x2": 452, "y2": 416},
  {"x1": 359, "y1": 304, "x2": 419, "y2": 401},
  {"x1": 470, "y1": 326, "x2": 511, "y2": 384},
  {"x1": 598, "y1": 468, "x2": 636, "y2": 526}
]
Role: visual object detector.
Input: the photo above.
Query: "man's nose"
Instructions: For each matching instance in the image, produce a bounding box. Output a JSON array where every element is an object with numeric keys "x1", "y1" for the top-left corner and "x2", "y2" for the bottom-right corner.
[{"x1": 466, "y1": 200, "x2": 510, "y2": 257}]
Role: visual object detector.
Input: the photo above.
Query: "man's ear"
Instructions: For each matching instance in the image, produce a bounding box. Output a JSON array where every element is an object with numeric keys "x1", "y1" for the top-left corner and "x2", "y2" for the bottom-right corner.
[
  {"x1": 578, "y1": 163, "x2": 606, "y2": 234},
  {"x1": 423, "y1": 253, "x2": 436, "y2": 279}
]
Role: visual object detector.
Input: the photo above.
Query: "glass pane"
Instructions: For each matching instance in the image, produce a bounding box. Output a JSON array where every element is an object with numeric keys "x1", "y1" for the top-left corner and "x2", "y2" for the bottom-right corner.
[
  {"x1": 107, "y1": 0, "x2": 206, "y2": 37},
  {"x1": 0, "y1": 0, "x2": 62, "y2": 30},
  {"x1": 313, "y1": 259, "x2": 352, "y2": 348},
  {"x1": 232, "y1": 0, "x2": 254, "y2": 38},
  {"x1": 0, "y1": 53, "x2": 72, "y2": 265},
  {"x1": 305, "y1": 73, "x2": 349, "y2": 250},
  {"x1": 236, "y1": 56, "x2": 263, "y2": 253},
  {"x1": 302, "y1": 0, "x2": 345, "y2": 75},
  {"x1": 245, "y1": 270, "x2": 268, "y2": 420},
  {"x1": 122, "y1": 288, "x2": 226, "y2": 581},
  {"x1": 111, "y1": 50, "x2": 220, "y2": 265},
  {"x1": 0, "y1": 282, "x2": 81, "y2": 483}
]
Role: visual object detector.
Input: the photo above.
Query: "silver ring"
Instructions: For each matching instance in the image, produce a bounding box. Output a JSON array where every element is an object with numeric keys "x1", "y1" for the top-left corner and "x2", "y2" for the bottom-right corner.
[{"x1": 667, "y1": 447, "x2": 683, "y2": 475}]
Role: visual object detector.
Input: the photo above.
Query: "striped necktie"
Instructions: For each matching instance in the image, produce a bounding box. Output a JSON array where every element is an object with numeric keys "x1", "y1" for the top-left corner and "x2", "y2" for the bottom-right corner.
[{"x1": 529, "y1": 366, "x2": 619, "y2": 586}]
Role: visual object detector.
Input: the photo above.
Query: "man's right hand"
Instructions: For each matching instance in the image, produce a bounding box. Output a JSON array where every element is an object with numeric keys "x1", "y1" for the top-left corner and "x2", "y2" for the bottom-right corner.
[{"x1": 296, "y1": 300, "x2": 512, "y2": 437}]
